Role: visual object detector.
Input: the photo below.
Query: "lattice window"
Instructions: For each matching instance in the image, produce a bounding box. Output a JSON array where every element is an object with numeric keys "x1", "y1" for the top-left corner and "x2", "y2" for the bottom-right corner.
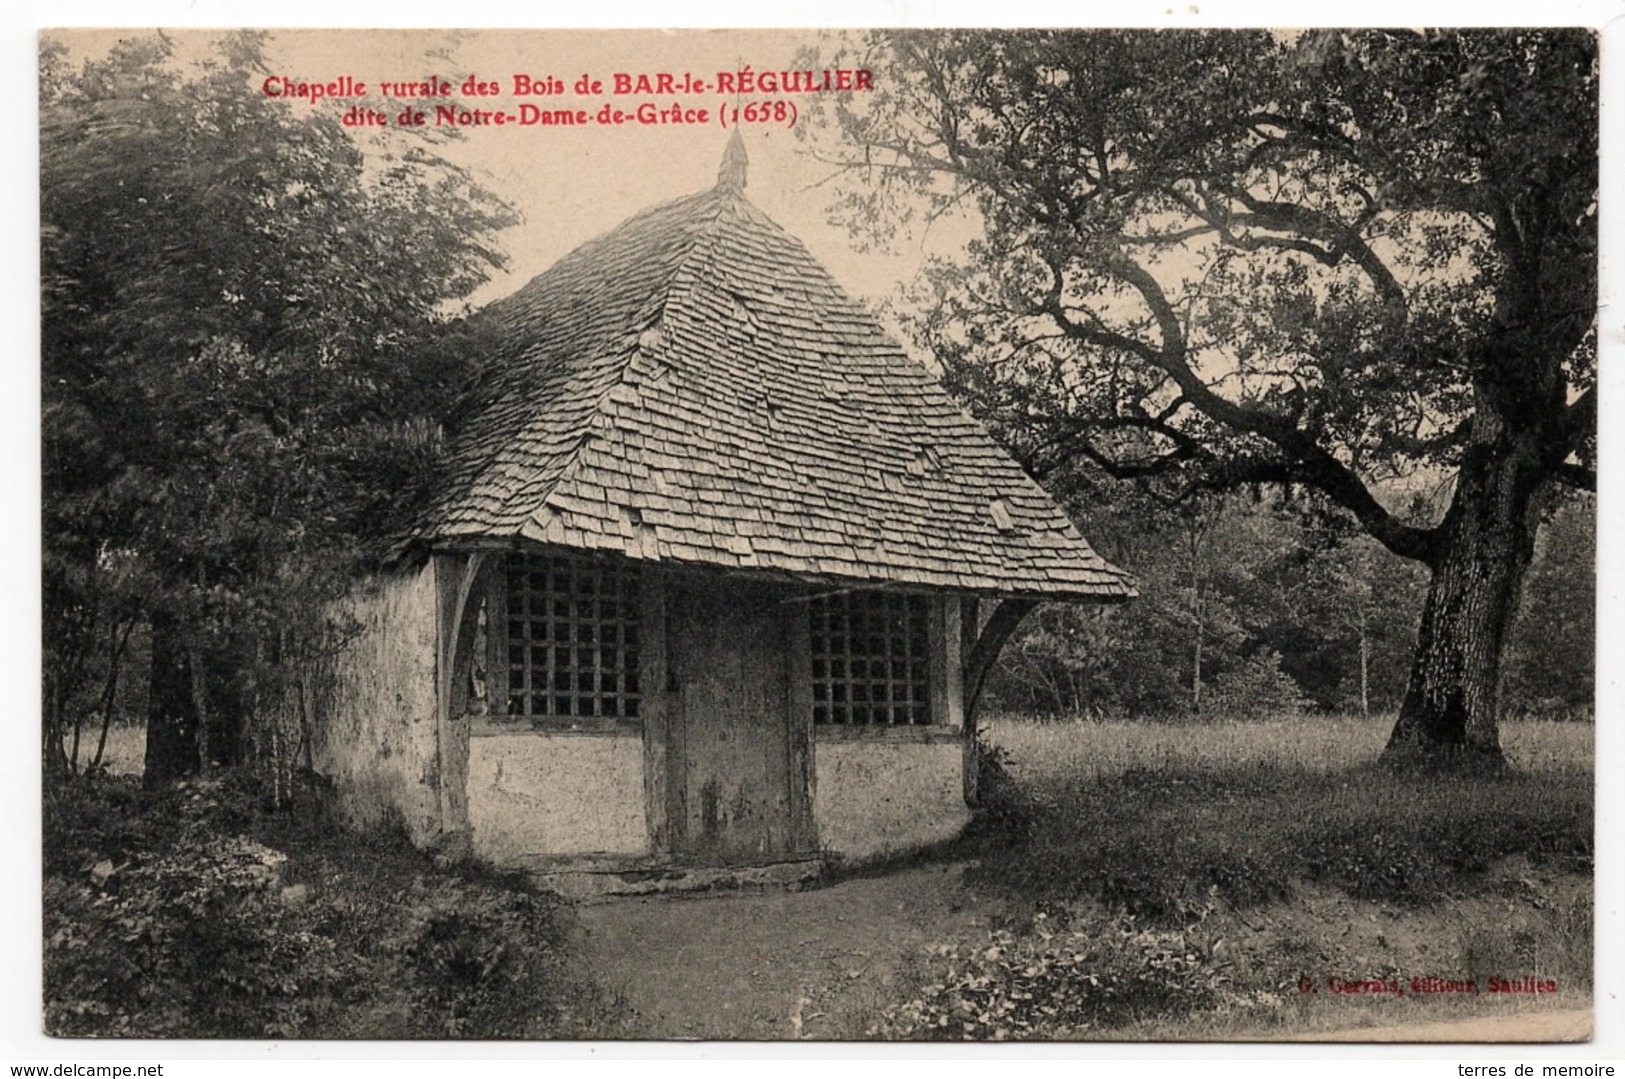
[
  {"x1": 503, "y1": 552, "x2": 641, "y2": 721},
  {"x1": 810, "y1": 591, "x2": 931, "y2": 725}
]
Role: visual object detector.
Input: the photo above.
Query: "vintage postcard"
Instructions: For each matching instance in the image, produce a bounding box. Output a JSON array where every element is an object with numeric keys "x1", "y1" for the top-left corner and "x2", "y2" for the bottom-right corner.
[{"x1": 37, "y1": 26, "x2": 1598, "y2": 1047}]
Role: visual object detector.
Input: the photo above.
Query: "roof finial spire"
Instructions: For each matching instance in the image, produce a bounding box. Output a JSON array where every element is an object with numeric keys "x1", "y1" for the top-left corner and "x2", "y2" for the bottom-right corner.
[{"x1": 717, "y1": 129, "x2": 748, "y2": 193}]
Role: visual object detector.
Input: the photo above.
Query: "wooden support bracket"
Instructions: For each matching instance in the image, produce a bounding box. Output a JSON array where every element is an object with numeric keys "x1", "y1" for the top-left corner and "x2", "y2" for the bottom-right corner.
[
  {"x1": 959, "y1": 596, "x2": 1038, "y2": 807},
  {"x1": 434, "y1": 551, "x2": 490, "y2": 846},
  {"x1": 963, "y1": 597, "x2": 1039, "y2": 725}
]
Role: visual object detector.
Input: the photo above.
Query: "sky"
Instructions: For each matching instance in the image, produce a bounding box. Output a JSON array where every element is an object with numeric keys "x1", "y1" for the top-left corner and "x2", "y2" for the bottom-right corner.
[{"x1": 46, "y1": 28, "x2": 959, "y2": 313}]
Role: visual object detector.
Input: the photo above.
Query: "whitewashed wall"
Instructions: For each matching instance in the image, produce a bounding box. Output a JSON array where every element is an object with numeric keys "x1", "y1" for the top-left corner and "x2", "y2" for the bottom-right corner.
[
  {"x1": 813, "y1": 739, "x2": 969, "y2": 861},
  {"x1": 308, "y1": 563, "x2": 442, "y2": 844},
  {"x1": 467, "y1": 732, "x2": 648, "y2": 863}
]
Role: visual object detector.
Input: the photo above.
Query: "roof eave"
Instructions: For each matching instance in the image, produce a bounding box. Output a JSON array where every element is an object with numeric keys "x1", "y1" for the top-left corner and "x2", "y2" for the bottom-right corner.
[{"x1": 420, "y1": 532, "x2": 1136, "y2": 602}]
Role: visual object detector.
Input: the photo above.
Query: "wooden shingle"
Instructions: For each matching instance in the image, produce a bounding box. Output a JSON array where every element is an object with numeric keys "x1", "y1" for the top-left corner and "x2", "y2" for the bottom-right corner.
[{"x1": 420, "y1": 139, "x2": 1134, "y2": 602}]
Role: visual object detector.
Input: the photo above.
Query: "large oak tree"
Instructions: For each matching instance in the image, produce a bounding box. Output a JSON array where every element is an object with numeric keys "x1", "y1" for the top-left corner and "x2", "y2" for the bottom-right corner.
[{"x1": 813, "y1": 29, "x2": 1595, "y2": 764}]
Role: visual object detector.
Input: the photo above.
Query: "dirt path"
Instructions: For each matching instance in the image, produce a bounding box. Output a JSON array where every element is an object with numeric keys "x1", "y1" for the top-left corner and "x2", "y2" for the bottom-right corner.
[
  {"x1": 573, "y1": 861, "x2": 1004, "y2": 1039},
  {"x1": 573, "y1": 862, "x2": 1592, "y2": 1044}
]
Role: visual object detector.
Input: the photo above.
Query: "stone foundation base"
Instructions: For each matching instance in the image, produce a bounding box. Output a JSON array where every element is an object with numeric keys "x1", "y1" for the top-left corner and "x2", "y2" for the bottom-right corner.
[{"x1": 525, "y1": 854, "x2": 828, "y2": 902}]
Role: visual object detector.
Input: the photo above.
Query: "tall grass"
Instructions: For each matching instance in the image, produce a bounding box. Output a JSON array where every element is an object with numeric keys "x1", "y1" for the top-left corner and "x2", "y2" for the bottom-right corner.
[
  {"x1": 986, "y1": 712, "x2": 1593, "y2": 789},
  {"x1": 971, "y1": 713, "x2": 1593, "y2": 922}
]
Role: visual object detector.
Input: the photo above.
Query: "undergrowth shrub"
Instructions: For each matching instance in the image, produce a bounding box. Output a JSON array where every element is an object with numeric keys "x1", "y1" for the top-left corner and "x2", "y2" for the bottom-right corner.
[
  {"x1": 967, "y1": 733, "x2": 1036, "y2": 838},
  {"x1": 44, "y1": 772, "x2": 623, "y2": 1039},
  {"x1": 405, "y1": 889, "x2": 580, "y2": 1037},
  {"x1": 870, "y1": 912, "x2": 1225, "y2": 1040},
  {"x1": 45, "y1": 777, "x2": 347, "y2": 1038},
  {"x1": 45, "y1": 834, "x2": 332, "y2": 1037}
]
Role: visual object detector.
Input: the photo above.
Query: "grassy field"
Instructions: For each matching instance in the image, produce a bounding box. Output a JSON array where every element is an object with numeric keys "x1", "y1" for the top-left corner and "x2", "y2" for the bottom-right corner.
[
  {"x1": 987, "y1": 711, "x2": 1594, "y2": 783},
  {"x1": 976, "y1": 712, "x2": 1592, "y2": 919},
  {"x1": 865, "y1": 712, "x2": 1595, "y2": 1040}
]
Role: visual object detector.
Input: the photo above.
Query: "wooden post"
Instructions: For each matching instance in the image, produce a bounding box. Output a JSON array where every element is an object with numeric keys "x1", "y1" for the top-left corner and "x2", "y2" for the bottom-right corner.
[
  {"x1": 962, "y1": 598, "x2": 1038, "y2": 724},
  {"x1": 434, "y1": 551, "x2": 488, "y2": 850},
  {"x1": 943, "y1": 599, "x2": 964, "y2": 731},
  {"x1": 960, "y1": 596, "x2": 980, "y2": 806},
  {"x1": 640, "y1": 564, "x2": 671, "y2": 856},
  {"x1": 484, "y1": 566, "x2": 508, "y2": 718},
  {"x1": 927, "y1": 597, "x2": 950, "y2": 730},
  {"x1": 784, "y1": 587, "x2": 816, "y2": 853},
  {"x1": 960, "y1": 597, "x2": 1038, "y2": 807}
]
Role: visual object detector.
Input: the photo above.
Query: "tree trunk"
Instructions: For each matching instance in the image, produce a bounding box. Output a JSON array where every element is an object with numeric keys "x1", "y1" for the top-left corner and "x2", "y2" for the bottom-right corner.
[
  {"x1": 1383, "y1": 437, "x2": 1548, "y2": 768},
  {"x1": 1348, "y1": 594, "x2": 1371, "y2": 720},
  {"x1": 44, "y1": 671, "x2": 70, "y2": 779},
  {"x1": 1192, "y1": 620, "x2": 1203, "y2": 716},
  {"x1": 144, "y1": 611, "x2": 201, "y2": 785},
  {"x1": 1358, "y1": 615, "x2": 1370, "y2": 721},
  {"x1": 200, "y1": 663, "x2": 247, "y2": 769},
  {"x1": 1184, "y1": 512, "x2": 1217, "y2": 718},
  {"x1": 88, "y1": 618, "x2": 135, "y2": 774},
  {"x1": 1190, "y1": 533, "x2": 1204, "y2": 717}
]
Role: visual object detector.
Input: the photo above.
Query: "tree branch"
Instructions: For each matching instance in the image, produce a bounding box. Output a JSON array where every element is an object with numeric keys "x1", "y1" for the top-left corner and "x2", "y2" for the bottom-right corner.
[
  {"x1": 1211, "y1": 187, "x2": 1409, "y2": 319},
  {"x1": 1552, "y1": 462, "x2": 1595, "y2": 492},
  {"x1": 1563, "y1": 385, "x2": 1596, "y2": 452},
  {"x1": 1031, "y1": 412, "x2": 1209, "y2": 482}
]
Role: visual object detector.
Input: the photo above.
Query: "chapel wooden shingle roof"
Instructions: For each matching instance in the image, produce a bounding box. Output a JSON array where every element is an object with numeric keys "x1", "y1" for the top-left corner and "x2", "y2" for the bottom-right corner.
[{"x1": 421, "y1": 136, "x2": 1134, "y2": 601}]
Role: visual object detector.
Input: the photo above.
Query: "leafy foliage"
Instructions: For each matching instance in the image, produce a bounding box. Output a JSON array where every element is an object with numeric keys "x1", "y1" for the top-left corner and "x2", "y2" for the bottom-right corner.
[
  {"x1": 1503, "y1": 495, "x2": 1595, "y2": 719},
  {"x1": 1205, "y1": 652, "x2": 1309, "y2": 719},
  {"x1": 987, "y1": 485, "x2": 1588, "y2": 723},
  {"x1": 810, "y1": 29, "x2": 1594, "y2": 502},
  {"x1": 45, "y1": 832, "x2": 317, "y2": 1038},
  {"x1": 989, "y1": 492, "x2": 1428, "y2": 718},
  {"x1": 43, "y1": 774, "x2": 623, "y2": 1038},
  {"x1": 869, "y1": 913, "x2": 1225, "y2": 1039},
  {"x1": 965, "y1": 733, "x2": 1036, "y2": 837},
  {"x1": 41, "y1": 31, "x2": 517, "y2": 777}
]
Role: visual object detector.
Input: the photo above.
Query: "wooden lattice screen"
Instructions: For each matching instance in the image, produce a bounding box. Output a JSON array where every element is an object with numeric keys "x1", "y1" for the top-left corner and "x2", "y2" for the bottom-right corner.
[
  {"x1": 502, "y1": 552, "x2": 642, "y2": 721},
  {"x1": 810, "y1": 591, "x2": 932, "y2": 725}
]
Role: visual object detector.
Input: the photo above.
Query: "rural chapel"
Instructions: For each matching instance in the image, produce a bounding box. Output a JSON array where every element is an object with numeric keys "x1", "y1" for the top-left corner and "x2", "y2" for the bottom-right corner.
[{"x1": 303, "y1": 134, "x2": 1134, "y2": 889}]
